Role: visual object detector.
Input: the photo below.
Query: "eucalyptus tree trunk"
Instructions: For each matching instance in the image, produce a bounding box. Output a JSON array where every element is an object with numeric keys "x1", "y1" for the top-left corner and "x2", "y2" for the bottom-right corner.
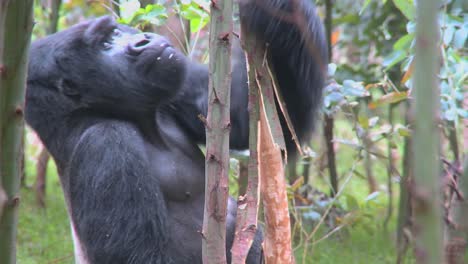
[
  {"x1": 202, "y1": 0, "x2": 233, "y2": 263},
  {"x1": 412, "y1": 0, "x2": 443, "y2": 263},
  {"x1": 0, "y1": 1, "x2": 34, "y2": 263}
]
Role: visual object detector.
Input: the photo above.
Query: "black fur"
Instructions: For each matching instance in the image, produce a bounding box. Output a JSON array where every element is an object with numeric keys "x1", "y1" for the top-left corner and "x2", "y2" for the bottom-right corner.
[
  {"x1": 170, "y1": 0, "x2": 327, "y2": 154},
  {"x1": 25, "y1": 0, "x2": 327, "y2": 263}
]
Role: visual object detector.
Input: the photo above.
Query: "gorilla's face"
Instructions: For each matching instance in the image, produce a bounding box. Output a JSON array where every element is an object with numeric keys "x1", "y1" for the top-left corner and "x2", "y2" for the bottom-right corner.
[{"x1": 27, "y1": 16, "x2": 187, "y2": 116}]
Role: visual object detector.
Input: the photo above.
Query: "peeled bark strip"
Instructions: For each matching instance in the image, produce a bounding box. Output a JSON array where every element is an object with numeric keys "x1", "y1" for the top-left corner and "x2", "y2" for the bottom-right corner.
[
  {"x1": 231, "y1": 25, "x2": 261, "y2": 263},
  {"x1": 259, "y1": 103, "x2": 293, "y2": 264}
]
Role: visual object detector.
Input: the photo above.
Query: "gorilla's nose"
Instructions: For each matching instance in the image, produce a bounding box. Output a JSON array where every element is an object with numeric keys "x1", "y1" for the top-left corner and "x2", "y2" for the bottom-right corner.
[{"x1": 128, "y1": 33, "x2": 171, "y2": 55}]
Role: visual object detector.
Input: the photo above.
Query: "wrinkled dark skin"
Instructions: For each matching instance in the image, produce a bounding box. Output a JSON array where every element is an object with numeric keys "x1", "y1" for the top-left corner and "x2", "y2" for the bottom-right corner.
[{"x1": 25, "y1": 0, "x2": 327, "y2": 263}]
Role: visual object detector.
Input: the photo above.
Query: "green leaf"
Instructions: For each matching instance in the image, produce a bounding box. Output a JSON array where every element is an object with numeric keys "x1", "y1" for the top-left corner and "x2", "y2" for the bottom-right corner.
[
  {"x1": 360, "y1": 0, "x2": 372, "y2": 15},
  {"x1": 178, "y1": 1, "x2": 210, "y2": 32},
  {"x1": 392, "y1": 0, "x2": 415, "y2": 20},
  {"x1": 365, "y1": 191, "x2": 380, "y2": 202},
  {"x1": 443, "y1": 25, "x2": 456, "y2": 46},
  {"x1": 393, "y1": 33, "x2": 414, "y2": 51},
  {"x1": 368, "y1": 91, "x2": 409, "y2": 109},
  {"x1": 342, "y1": 80, "x2": 369, "y2": 97},
  {"x1": 383, "y1": 50, "x2": 406, "y2": 70},
  {"x1": 120, "y1": 0, "x2": 141, "y2": 23},
  {"x1": 190, "y1": 17, "x2": 209, "y2": 33},
  {"x1": 131, "y1": 4, "x2": 168, "y2": 26},
  {"x1": 328, "y1": 63, "x2": 337, "y2": 77},
  {"x1": 333, "y1": 14, "x2": 360, "y2": 25},
  {"x1": 395, "y1": 125, "x2": 411, "y2": 137},
  {"x1": 453, "y1": 26, "x2": 467, "y2": 49},
  {"x1": 346, "y1": 195, "x2": 360, "y2": 210},
  {"x1": 358, "y1": 114, "x2": 369, "y2": 129}
]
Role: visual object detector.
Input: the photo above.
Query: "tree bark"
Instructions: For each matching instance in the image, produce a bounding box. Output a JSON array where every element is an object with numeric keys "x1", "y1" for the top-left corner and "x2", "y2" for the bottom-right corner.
[
  {"x1": 412, "y1": 0, "x2": 443, "y2": 263},
  {"x1": 396, "y1": 103, "x2": 413, "y2": 264},
  {"x1": 445, "y1": 158, "x2": 467, "y2": 263},
  {"x1": 231, "y1": 23, "x2": 261, "y2": 263},
  {"x1": 46, "y1": 0, "x2": 62, "y2": 35},
  {"x1": 0, "y1": 1, "x2": 34, "y2": 263},
  {"x1": 35, "y1": 148, "x2": 50, "y2": 208},
  {"x1": 259, "y1": 102, "x2": 293, "y2": 264},
  {"x1": 201, "y1": 0, "x2": 233, "y2": 263},
  {"x1": 324, "y1": 0, "x2": 338, "y2": 197}
]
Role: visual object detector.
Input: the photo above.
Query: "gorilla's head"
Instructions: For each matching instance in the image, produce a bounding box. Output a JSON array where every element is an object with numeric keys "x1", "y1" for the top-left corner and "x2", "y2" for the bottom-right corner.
[{"x1": 27, "y1": 16, "x2": 186, "y2": 118}]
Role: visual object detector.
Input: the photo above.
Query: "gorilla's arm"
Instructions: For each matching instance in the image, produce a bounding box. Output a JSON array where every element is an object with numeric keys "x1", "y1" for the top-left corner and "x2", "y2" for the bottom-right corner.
[
  {"x1": 163, "y1": 41, "x2": 249, "y2": 149},
  {"x1": 67, "y1": 122, "x2": 169, "y2": 263},
  {"x1": 166, "y1": 0, "x2": 327, "y2": 153}
]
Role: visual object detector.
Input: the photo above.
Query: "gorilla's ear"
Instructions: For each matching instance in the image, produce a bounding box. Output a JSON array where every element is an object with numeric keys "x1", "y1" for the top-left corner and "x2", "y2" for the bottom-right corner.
[
  {"x1": 84, "y1": 16, "x2": 118, "y2": 46},
  {"x1": 57, "y1": 78, "x2": 81, "y2": 99}
]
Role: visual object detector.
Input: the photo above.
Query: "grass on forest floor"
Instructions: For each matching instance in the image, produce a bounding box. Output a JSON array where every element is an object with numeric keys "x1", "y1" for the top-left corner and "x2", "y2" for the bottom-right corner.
[{"x1": 18, "y1": 161, "x2": 74, "y2": 264}]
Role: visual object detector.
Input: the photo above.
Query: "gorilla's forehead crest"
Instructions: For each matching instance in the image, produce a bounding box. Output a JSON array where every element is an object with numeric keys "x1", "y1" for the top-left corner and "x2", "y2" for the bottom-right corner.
[{"x1": 28, "y1": 17, "x2": 111, "y2": 81}]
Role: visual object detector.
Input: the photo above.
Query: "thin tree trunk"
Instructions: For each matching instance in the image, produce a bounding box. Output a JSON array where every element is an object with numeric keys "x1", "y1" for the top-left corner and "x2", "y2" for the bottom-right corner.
[
  {"x1": 324, "y1": 0, "x2": 338, "y2": 197},
  {"x1": 363, "y1": 100, "x2": 377, "y2": 194},
  {"x1": 384, "y1": 104, "x2": 395, "y2": 231},
  {"x1": 246, "y1": 42, "x2": 294, "y2": 263},
  {"x1": 237, "y1": 23, "x2": 294, "y2": 261},
  {"x1": 231, "y1": 23, "x2": 261, "y2": 263},
  {"x1": 302, "y1": 156, "x2": 311, "y2": 185},
  {"x1": 0, "y1": 1, "x2": 34, "y2": 263},
  {"x1": 47, "y1": 0, "x2": 62, "y2": 35},
  {"x1": 396, "y1": 103, "x2": 413, "y2": 264},
  {"x1": 202, "y1": 0, "x2": 233, "y2": 263},
  {"x1": 35, "y1": 148, "x2": 49, "y2": 208},
  {"x1": 237, "y1": 158, "x2": 248, "y2": 197},
  {"x1": 444, "y1": 100, "x2": 463, "y2": 264},
  {"x1": 412, "y1": 0, "x2": 443, "y2": 263},
  {"x1": 445, "y1": 158, "x2": 467, "y2": 264}
]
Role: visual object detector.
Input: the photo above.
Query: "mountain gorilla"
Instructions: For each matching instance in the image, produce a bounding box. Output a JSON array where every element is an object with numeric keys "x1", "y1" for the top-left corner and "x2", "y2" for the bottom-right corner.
[{"x1": 25, "y1": 0, "x2": 327, "y2": 263}]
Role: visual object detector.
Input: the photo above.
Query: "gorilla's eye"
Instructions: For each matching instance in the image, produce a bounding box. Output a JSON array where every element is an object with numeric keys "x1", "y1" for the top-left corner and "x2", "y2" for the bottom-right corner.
[
  {"x1": 102, "y1": 29, "x2": 121, "y2": 50},
  {"x1": 103, "y1": 42, "x2": 112, "y2": 50},
  {"x1": 112, "y1": 29, "x2": 122, "y2": 38}
]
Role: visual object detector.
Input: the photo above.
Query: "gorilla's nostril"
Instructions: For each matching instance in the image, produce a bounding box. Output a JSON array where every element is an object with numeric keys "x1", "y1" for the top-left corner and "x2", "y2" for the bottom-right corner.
[{"x1": 135, "y1": 39, "x2": 150, "y2": 48}]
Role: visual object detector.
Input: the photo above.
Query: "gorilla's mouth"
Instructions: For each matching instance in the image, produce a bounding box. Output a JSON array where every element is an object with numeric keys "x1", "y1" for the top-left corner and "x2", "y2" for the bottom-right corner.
[{"x1": 155, "y1": 45, "x2": 175, "y2": 61}]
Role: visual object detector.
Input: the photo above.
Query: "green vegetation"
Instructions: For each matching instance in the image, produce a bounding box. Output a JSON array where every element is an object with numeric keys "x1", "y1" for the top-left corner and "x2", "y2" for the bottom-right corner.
[{"x1": 18, "y1": 162, "x2": 73, "y2": 263}]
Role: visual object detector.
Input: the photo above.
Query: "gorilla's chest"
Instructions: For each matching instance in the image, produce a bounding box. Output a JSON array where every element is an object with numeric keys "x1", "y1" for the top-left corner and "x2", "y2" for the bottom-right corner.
[{"x1": 146, "y1": 142, "x2": 205, "y2": 202}]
